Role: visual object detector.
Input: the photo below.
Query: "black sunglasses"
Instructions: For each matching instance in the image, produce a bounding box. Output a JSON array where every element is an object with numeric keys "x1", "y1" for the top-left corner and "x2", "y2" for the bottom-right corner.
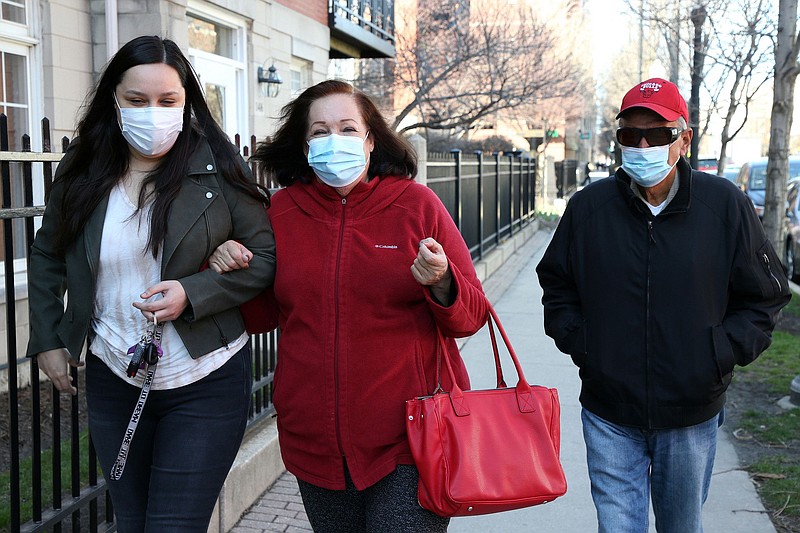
[{"x1": 616, "y1": 127, "x2": 684, "y2": 147}]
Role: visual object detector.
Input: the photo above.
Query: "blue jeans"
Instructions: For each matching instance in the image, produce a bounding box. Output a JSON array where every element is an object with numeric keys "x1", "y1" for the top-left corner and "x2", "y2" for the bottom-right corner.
[
  {"x1": 86, "y1": 347, "x2": 252, "y2": 533},
  {"x1": 581, "y1": 408, "x2": 719, "y2": 533}
]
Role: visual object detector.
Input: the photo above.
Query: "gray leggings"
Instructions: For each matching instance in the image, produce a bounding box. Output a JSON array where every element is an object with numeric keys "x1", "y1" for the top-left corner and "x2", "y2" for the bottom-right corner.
[{"x1": 297, "y1": 464, "x2": 449, "y2": 533}]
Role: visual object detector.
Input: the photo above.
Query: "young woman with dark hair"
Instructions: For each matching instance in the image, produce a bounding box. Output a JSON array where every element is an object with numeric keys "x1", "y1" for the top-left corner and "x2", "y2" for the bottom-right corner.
[
  {"x1": 27, "y1": 35, "x2": 276, "y2": 531},
  {"x1": 209, "y1": 79, "x2": 487, "y2": 532}
]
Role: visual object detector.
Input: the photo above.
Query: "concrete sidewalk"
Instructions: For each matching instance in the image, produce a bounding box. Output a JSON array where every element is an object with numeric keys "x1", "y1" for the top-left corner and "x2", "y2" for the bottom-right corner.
[{"x1": 231, "y1": 228, "x2": 777, "y2": 533}]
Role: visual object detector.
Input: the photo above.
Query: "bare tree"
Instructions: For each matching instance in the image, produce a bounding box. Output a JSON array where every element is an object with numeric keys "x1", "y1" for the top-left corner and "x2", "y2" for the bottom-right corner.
[
  {"x1": 624, "y1": 0, "x2": 717, "y2": 164},
  {"x1": 625, "y1": 0, "x2": 689, "y2": 84},
  {"x1": 763, "y1": 0, "x2": 800, "y2": 249},
  {"x1": 596, "y1": 29, "x2": 659, "y2": 168},
  {"x1": 624, "y1": 0, "x2": 774, "y2": 173},
  {"x1": 387, "y1": 2, "x2": 584, "y2": 135},
  {"x1": 704, "y1": 0, "x2": 774, "y2": 175}
]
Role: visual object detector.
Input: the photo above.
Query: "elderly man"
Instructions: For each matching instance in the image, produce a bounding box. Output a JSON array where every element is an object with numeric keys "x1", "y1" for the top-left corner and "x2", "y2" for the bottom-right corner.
[{"x1": 536, "y1": 78, "x2": 790, "y2": 533}]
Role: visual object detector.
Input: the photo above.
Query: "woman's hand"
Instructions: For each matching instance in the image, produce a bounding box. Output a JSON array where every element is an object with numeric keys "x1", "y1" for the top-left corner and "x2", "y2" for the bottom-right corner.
[
  {"x1": 36, "y1": 348, "x2": 83, "y2": 395},
  {"x1": 208, "y1": 240, "x2": 252, "y2": 273},
  {"x1": 411, "y1": 237, "x2": 453, "y2": 305},
  {"x1": 132, "y1": 280, "x2": 189, "y2": 322}
]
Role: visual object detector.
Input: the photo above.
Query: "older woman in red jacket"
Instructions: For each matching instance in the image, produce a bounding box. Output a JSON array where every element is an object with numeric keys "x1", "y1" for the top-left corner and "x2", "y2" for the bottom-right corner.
[{"x1": 210, "y1": 80, "x2": 487, "y2": 532}]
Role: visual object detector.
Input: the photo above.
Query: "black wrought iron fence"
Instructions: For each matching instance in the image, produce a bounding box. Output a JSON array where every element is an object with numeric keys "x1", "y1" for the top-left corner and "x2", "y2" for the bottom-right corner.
[
  {"x1": 554, "y1": 159, "x2": 578, "y2": 199},
  {"x1": 427, "y1": 150, "x2": 537, "y2": 259},
  {"x1": 3, "y1": 122, "x2": 539, "y2": 533}
]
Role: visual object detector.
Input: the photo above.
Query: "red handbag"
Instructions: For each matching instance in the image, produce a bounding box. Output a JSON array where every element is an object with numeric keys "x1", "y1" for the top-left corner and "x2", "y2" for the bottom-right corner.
[{"x1": 405, "y1": 304, "x2": 567, "y2": 517}]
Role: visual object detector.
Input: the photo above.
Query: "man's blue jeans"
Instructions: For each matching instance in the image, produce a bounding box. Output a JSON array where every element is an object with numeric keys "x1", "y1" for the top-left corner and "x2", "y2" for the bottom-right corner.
[
  {"x1": 86, "y1": 347, "x2": 252, "y2": 532},
  {"x1": 581, "y1": 408, "x2": 719, "y2": 533}
]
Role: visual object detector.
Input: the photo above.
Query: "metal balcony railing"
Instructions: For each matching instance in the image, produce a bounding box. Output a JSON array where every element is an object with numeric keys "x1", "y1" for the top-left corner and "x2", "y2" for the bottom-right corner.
[{"x1": 328, "y1": 0, "x2": 396, "y2": 58}]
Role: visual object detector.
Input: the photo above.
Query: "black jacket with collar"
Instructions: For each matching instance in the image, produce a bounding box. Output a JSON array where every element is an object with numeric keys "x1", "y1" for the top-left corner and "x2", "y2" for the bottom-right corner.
[{"x1": 536, "y1": 157, "x2": 790, "y2": 429}]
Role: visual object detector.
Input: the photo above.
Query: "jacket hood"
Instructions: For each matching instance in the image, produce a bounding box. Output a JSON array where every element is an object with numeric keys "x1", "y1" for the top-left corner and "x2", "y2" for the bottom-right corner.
[{"x1": 283, "y1": 175, "x2": 415, "y2": 220}]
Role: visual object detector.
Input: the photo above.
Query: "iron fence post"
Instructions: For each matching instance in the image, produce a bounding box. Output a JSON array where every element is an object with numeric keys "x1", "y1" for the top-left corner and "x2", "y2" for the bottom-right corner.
[
  {"x1": 451, "y1": 149, "x2": 462, "y2": 231},
  {"x1": 494, "y1": 152, "x2": 501, "y2": 246},
  {"x1": 1, "y1": 113, "x2": 21, "y2": 533},
  {"x1": 515, "y1": 152, "x2": 522, "y2": 229},
  {"x1": 475, "y1": 151, "x2": 484, "y2": 259},
  {"x1": 528, "y1": 157, "x2": 534, "y2": 218},
  {"x1": 508, "y1": 153, "x2": 514, "y2": 237}
]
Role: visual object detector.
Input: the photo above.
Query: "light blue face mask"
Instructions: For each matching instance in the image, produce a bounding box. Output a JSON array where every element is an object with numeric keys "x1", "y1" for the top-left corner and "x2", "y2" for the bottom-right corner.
[
  {"x1": 307, "y1": 132, "x2": 369, "y2": 188},
  {"x1": 620, "y1": 143, "x2": 678, "y2": 188}
]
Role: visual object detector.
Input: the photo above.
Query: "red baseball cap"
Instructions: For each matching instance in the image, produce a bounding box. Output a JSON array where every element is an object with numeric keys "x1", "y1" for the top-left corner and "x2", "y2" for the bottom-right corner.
[{"x1": 616, "y1": 78, "x2": 689, "y2": 123}]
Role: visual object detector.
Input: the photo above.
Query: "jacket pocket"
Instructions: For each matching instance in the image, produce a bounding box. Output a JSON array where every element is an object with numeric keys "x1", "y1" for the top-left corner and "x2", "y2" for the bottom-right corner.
[
  {"x1": 559, "y1": 318, "x2": 587, "y2": 367},
  {"x1": 711, "y1": 324, "x2": 735, "y2": 384}
]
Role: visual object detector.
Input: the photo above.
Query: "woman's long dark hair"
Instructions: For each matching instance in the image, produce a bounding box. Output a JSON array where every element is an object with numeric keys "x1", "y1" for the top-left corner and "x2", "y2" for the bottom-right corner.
[
  {"x1": 55, "y1": 35, "x2": 266, "y2": 257},
  {"x1": 251, "y1": 80, "x2": 417, "y2": 187}
]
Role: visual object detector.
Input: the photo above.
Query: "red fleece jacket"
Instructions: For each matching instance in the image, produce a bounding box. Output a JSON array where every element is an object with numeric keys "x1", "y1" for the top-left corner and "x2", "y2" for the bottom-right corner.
[{"x1": 265, "y1": 176, "x2": 488, "y2": 490}]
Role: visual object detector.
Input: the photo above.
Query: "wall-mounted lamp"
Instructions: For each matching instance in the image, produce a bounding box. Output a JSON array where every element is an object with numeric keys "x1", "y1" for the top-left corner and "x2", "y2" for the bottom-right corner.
[{"x1": 257, "y1": 62, "x2": 282, "y2": 98}]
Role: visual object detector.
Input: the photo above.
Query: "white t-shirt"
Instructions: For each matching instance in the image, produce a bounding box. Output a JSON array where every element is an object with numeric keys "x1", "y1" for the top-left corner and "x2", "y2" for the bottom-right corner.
[
  {"x1": 646, "y1": 198, "x2": 668, "y2": 216},
  {"x1": 89, "y1": 181, "x2": 246, "y2": 390}
]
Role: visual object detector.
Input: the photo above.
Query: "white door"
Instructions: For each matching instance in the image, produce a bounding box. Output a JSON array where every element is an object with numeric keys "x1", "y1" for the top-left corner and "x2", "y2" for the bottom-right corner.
[
  {"x1": 190, "y1": 52, "x2": 241, "y2": 142},
  {"x1": 187, "y1": 6, "x2": 248, "y2": 144}
]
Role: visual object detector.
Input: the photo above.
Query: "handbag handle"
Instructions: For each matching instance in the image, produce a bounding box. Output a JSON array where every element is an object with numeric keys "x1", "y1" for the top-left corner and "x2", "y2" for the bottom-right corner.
[
  {"x1": 487, "y1": 318, "x2": 507, "y2": 388},
  {"x1": 434, "y1": 301, "x2": 535, "y2": 416}
]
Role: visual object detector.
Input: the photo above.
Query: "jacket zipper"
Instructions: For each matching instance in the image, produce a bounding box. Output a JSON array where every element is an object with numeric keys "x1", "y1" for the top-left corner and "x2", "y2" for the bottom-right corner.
[
  {"x1": 203, "y1": 207, "x2": 228, "y2": 346},
  {"x1": 85, "y1": 238, "x2": 97, "y2": 282},
  {"x1": 203, "y1": 209, "x2": 213, "y2": 263},
  {"x1": 762, "y1": 253, "x2": 783, "y2": 294},
  {"x1": 645, "y1": 219, "x2": 654, "y2": 429},
  {"x1": 85, "y1": 237, "x2": 98, "y2": 339},
  {"x1": 334, "y1": 197, "x2": 347, "y2": 458}
]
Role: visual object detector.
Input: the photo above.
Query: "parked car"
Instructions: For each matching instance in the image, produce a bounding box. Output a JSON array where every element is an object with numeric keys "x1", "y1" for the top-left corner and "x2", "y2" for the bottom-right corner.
[
  {"x1": 784, "y1": 178, "x2": 800, "y2": 282},
  {"x1": 735, "y1": 155, "x2": 800, "y2": 218},
  {"x1": 697, "y1": 157, "x2": 718, "y2": 174},
  {"x1": 722, "y1": 165, "x2": 740, "y2": 182}
]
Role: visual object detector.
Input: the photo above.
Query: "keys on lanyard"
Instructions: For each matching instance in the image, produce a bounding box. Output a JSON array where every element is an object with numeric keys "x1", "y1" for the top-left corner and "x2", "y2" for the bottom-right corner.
[
  {"x1": 111, "y1": 314, "x2": 165, "y2": 481},
  {"x1": 126, "y1": 314, "x2": 163, "y2": 378}
]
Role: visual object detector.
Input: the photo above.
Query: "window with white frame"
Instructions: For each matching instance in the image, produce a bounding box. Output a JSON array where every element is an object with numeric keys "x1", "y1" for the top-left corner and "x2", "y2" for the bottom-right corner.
[
  {"x1": 0, "y1": 0, "x2": 36, "y2": 262},
  {"x1": 0, "y1": 2, "x2": 32, "y2": 153},
  {"x1": 1, "y1": 0, "x2": 25, "y2": 24},
  {"x1": 290, "y1": 58, "x2": 312, "y2": 97},
  {"x1": 187, "y1": 2, "x2": 247, "y2": 144}
]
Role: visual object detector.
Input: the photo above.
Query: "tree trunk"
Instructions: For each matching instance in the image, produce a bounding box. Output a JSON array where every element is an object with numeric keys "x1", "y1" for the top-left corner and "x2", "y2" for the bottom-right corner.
[
  {"x1": 717, "y1": 141, "x2": 728, "y2": 176},
  {"x1": 763, "y1": 0, "x2": 800, "y2": 250},
  {"x1": 669, "y1": 0, "x2": 681, "y2": 85},
  {"x1": 689, "y1": 6, "x2": 707, "y2": 170}
]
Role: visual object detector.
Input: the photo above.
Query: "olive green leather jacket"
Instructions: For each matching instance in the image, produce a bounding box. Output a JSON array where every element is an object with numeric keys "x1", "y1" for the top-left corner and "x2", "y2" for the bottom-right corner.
[{"x1": 27, "y1": 139, "x2": 276, "y2": 360}]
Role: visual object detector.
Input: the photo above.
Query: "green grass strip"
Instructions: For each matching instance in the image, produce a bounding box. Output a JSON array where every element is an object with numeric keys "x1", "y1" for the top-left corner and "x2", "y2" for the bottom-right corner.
[{"x1": 0, "y1": 430, "x2": 95, "y2": 528}]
